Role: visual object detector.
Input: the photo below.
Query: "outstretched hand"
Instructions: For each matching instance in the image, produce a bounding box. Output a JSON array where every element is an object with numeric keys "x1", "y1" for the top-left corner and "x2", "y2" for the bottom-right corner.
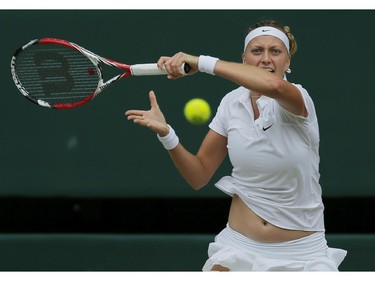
[{"x1": 125, "y1": 91, "x2": 170, "y2": 137}]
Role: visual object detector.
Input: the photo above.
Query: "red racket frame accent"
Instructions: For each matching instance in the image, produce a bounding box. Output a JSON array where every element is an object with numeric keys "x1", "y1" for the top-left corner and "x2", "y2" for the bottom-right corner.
[
  {"x1": 33, "y1": 38, "x2": 133, "y2": 109},
  {"x1": 11, "y1": 37, "x2": 181, "y2": 109}
]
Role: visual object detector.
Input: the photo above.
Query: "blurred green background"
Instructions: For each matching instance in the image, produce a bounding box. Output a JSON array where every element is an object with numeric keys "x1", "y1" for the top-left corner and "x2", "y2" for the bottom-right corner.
[{"x1": 1, "y1": 10, "x2": 374, "y2": 198}]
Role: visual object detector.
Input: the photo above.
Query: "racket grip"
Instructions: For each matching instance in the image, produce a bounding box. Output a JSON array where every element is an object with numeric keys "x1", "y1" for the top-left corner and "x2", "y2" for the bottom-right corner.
[{"x1": 130, "y1": 63, "x2": 190, "y2": 76}]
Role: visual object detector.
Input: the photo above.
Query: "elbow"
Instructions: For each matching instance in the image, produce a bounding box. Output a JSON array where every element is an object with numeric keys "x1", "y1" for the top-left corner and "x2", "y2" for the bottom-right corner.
[
  {"x1": 190, "y1": 181, "x2": 208, "y2": 191},
  {"x1": 185, "y1": 157, "x2": 214, "y2": 190},
  {"x1": 188, "y1": 177, "x2": 210, "y2": 191}
]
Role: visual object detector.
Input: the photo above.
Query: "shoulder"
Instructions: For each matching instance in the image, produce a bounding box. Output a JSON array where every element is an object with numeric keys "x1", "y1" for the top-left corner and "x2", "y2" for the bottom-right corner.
[
  {"x1": 292, "y1": 83, "x2": 309, "y2": 97},
  {"x1": 292, "y1": 83, "x2": 318, "y2": 120},
  {"x1": 209, "y1": 86, "x2": 248, "y2": 136},
  {"x1": 219, "y1": 86, "x2": 249, "y2": 107},
  {"x1": 292, "y1": 83, "x2": 312, "y2": 103}
]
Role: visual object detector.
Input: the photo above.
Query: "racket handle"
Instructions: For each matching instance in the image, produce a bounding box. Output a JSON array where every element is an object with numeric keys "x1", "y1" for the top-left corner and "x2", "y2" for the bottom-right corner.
[{"x1": 130, "y1": 63, "x2": 190, "y2": 76}]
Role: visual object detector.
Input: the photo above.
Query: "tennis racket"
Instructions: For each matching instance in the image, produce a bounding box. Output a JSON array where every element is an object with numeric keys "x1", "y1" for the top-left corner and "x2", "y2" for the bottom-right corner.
[{"x1": 10, "y1": 38, "x2": 190, "y2": 109}]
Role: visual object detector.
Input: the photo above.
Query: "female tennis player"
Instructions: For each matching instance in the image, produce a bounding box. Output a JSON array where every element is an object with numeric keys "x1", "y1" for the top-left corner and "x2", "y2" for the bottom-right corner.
[{"x1": 125, "y1": 19, "x2": 347, "y2": 271}]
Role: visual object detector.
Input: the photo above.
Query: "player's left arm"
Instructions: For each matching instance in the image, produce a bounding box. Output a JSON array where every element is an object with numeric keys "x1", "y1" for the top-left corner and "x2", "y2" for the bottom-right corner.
[
  {"x1": 160, "y1": 53, "x2": 307, "y2": 117},
  {"x1": 214, "y1": 60, "x2": 307, "y2": 117}
]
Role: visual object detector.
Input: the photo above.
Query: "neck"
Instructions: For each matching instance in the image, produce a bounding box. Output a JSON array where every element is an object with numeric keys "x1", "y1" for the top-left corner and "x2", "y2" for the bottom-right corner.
[{"x1": 250, "y1": 91, "x2": 262, "y2": 99}]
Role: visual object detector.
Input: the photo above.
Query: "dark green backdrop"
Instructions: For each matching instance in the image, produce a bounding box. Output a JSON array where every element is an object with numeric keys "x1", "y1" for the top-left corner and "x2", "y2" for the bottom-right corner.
[{"x1": 1, "y1": 10, "x2": 374, "y2": 198}]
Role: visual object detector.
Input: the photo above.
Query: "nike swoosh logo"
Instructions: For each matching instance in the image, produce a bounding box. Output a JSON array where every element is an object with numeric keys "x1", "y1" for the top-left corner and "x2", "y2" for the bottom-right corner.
[
  {"x1": 262, "y1": 29, "x2": 270, "y2": 32},
  {"x1": 263, "y1": 124, "x2": 273, "y2": 131}
]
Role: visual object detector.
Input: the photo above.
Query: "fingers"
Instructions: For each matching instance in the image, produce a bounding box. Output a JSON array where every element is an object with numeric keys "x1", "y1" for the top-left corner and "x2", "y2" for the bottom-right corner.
[
  {"x1": 125, "y1": 91, "x2": 167, "y2": 135},
  {"x1": 157, "y1": 56, "x2": 170, "y2": 70},
  {"x1": 124, "y1": 87, "x2": 173, "y2": 142},
  {"x1": 158, "y1": 52, "x2": 193, "y2": 79},
  {"x1": 157, "y1": 56, "x2": 179, "y2": 79},
  {"x1": 125, "y1": 91, "x2": 156, "y2": 120},
  {"x1": 149, "y1": 90, "x2": 159, "y2": 109},
  {"x1": 125, "y1": 109, "x2": 146, "y2": 125},
  {"x1": 125, "y1": 109, "x2": 145, "y2": 117},
  {"x1": 164, "y1": 52, "x2": 185, "y2": 74}
]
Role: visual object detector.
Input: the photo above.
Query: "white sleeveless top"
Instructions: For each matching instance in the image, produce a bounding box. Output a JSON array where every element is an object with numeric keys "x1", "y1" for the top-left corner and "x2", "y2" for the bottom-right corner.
[{"x1": 209, "y1": 85, "x2": 325, "y2": 231}]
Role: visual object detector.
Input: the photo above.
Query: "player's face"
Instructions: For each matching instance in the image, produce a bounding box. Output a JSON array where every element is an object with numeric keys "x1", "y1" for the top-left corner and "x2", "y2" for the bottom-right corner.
[{"x1": 243, "y1": 36, "x2": 290, "y2": 79}]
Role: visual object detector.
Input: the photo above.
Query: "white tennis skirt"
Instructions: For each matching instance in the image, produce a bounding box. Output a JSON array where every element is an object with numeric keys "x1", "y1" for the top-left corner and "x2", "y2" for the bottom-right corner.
[{"x1": 202, "y1": 225, "x2": 347, "y2": 271}]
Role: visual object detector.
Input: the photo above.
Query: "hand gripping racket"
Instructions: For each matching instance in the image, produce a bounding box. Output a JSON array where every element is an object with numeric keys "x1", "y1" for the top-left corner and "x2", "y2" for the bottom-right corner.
[{"x1": 10, "y1": 38, "x2": 190, "y2": 109}]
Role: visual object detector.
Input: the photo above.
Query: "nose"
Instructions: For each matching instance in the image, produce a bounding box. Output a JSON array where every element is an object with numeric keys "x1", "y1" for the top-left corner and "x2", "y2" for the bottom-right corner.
[{"x1": 260, "y1": 51, "x2": 271, "y2": 64}]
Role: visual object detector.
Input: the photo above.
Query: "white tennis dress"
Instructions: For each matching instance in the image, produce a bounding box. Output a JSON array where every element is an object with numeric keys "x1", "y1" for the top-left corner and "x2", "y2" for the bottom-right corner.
[{"x1": 204, "y1": 85, "x2": 347, "y2": 271}]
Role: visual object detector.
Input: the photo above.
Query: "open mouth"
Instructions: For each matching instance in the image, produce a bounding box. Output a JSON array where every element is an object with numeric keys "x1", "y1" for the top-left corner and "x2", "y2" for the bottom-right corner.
[{"x1": 265, "y1": 68, "x2": 275, "y2": 73}]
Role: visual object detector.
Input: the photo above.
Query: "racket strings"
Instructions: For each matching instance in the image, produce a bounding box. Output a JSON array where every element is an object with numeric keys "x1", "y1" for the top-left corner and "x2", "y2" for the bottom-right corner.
[{"x1": 14, "y1": 44, "x2": 99, "y2": 107}]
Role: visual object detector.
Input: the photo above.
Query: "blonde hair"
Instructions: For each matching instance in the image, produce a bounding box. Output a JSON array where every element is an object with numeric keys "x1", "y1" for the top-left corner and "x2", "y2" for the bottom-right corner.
[{"x1": 249, "y1": 20, "x2": 298, "y2": 57}]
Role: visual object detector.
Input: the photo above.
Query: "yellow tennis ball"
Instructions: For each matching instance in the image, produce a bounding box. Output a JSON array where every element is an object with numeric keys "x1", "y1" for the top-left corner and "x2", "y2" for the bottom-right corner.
[{"x1": 184, "y1": 98, "x2": 211, "y2": 125}]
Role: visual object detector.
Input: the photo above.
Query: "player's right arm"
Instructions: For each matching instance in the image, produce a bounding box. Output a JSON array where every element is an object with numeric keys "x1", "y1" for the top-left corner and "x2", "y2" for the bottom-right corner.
[
  {"x1": 125, "y1": 90, "x2": 227, "y2": 190},
  {"x1": 168, "y1": 130, "x2": 227, "y2": 189}
]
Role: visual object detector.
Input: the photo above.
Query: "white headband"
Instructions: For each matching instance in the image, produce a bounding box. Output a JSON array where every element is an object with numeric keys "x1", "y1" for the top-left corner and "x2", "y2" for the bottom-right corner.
[{"x1": 244, "y1": 26, "x2": 290, "y2": 53}]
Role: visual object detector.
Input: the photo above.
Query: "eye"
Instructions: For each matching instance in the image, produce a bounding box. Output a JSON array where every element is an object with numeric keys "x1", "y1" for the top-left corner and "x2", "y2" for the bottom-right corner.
[
  {"x1": 251, "y1": 48, "x2": 262, "y2": 55},
  {"x1": 271, "y1": 49, "x2": 282, "y2": 55}
]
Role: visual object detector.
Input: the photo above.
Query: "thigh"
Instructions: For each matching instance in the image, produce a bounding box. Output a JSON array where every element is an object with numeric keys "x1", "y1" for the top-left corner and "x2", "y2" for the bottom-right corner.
[{"x1": 211, "y1": 264, "x2": 230, "y2": 271}]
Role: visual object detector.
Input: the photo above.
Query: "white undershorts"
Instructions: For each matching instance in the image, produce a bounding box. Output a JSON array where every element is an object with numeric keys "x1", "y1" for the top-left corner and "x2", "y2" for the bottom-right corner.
[{"x1": 202, "y1": 225, "x2": 347, "y2": 271}]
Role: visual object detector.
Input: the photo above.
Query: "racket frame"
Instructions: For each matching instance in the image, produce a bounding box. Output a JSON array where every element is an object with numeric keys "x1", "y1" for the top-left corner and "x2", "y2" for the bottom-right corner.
[{"x1": 11, "y1": 38, "x2": 176, "y2": 109}]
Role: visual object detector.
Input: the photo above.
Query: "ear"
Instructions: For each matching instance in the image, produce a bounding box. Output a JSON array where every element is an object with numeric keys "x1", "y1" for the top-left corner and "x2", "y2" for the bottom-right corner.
[
  {"x1": 242, "y1": 53, "x2": 246, "y2": 64},
  {"x1": 284, "y1": 56, "x2": 291, "y2": 72}
]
